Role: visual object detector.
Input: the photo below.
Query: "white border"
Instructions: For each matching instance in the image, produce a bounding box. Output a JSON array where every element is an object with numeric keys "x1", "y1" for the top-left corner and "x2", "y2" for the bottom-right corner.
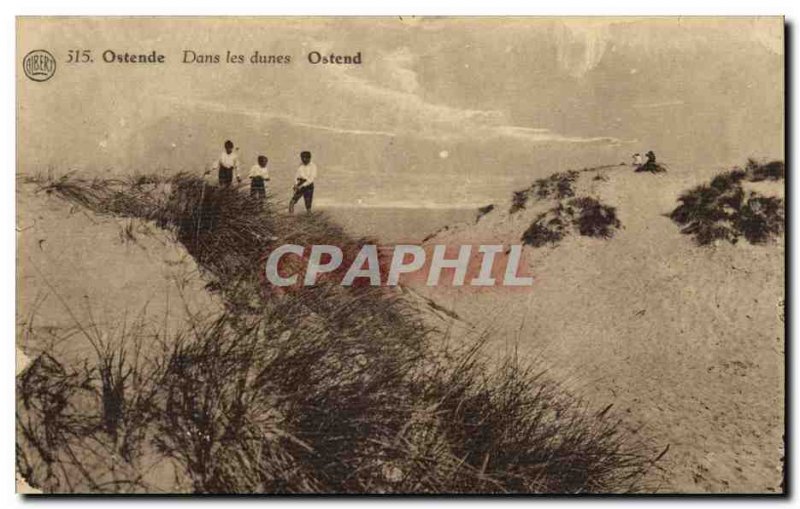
[{"x1": 4, "y1": 2, "x2": 796, "y2": 507}]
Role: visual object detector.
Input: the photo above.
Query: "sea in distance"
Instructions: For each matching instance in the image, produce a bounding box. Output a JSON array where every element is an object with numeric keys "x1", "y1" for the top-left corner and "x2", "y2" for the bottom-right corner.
[{"x1": 320, "y1": 206, "x2": 477, "y2": 244}]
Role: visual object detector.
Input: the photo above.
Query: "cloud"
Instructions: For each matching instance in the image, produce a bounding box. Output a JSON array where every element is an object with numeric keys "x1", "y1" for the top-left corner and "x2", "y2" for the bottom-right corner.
[
  {"x1": 554, "y1": 20, "x2": 612, "y2": 78},
  {"x1": 491, "y1": 126, "x2": 625, "y2": 145},
  {"x1": 155, "y1": 94, "x2": 398, "y2": 138},
  {"x1": 328, "y1": 51, "x2": 620, "y2": 145},
  {"x1": 157, "y1": 39, "x2": 623, "y2": 147},
  {"x1": 290, "y1": 120, "x2": 397, "y2": 138}
]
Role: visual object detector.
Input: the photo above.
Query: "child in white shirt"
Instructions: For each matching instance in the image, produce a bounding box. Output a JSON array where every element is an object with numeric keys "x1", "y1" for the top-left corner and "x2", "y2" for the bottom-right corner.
[
  {"x1": 206, "y1": 140, "x2": 241, "y2": 187},
  {"x1": 249, "y1": 155, "x2": 270, "y2": 199},
  {"x1": 289, "y1": 151, "x2": 318, "y2": 213}
]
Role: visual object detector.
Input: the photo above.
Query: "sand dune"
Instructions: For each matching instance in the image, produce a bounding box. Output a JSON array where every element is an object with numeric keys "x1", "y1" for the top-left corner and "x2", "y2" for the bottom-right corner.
[
  {"x1": 16, "y1": 182, "x2": 219, "y2": 365},
  {"x1": 14, "y1": 165, "x2": 783, "y2": 493},
  {"x1": 416, "y1": 164, "x2": 785, "y2": 493}
]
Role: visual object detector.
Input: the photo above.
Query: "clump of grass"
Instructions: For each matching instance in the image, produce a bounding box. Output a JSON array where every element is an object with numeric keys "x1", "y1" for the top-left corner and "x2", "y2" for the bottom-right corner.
[
  {"x1": 30, "y1": 173, "x2": 169, "y2": 220},
  {"x1": 670, "y1": 162, "x2": 784, "y2": 245},
  {"x1": 570, "y1": 197, "x2": 621, "y2": 239},
  {"x1": 734, "y1": 194, "x2": 784, "y2": 244},
  {"x1": 476, "y1": 203, "x2": 495, "y2": 223},
  {"x1": 510, "y1": 190, "x2": 529, "y2": 214},
  {"x1": 17, "y1": 307, "x2": 169, "y2": 493},
  {"x1": 535, "y1": 170, "x2": 580, "y2": 200},
  {"x1": 634, "y1": 163, "x2": 667, "y2": 174},
  {"x1": 746, "y1": 158, "x2": 785, "y2": 182},
  {"x1": 151, "y1": 295, "x2": 430, "y2": 493},
  {"x1": 510, "y1": 171, "x2": 579, "y2": 213},
  {"x1": 521, "y1": 204, "x2": 571, "y2": 247},
  {"x1": 521, "y1": 197, "x2": 621, "y2": 247},
  {"x1": 415, "y1": 350, "x2": 652, "y2": 493},
  {"x1": 17, "y1": 353, "x2": 95, "y2": 492},
  {"x1": 711, "y1": 169, "x2": 747, "y2": 190},
  {"x1": 153, "y1": 175, "x2": 280, "y2": 278},
  {"x1": 20, "y1": 171, "x2": 656, "y2": 493}
]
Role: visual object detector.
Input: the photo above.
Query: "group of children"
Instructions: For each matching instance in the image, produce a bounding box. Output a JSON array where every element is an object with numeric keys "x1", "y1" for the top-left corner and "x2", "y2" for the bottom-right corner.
[{"x1": 207, "y1": 139, "x2": 318, "y2": 213}]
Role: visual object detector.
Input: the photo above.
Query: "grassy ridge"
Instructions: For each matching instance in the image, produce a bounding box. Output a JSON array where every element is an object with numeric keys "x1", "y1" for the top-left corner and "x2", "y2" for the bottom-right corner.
[{"x1": 17, "y1": 172, "x2": 655, "y2": 493}]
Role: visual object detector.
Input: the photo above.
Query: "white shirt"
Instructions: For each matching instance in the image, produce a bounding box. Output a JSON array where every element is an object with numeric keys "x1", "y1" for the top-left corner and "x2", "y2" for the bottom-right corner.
[
  {"x1": 632, "y1": 154, "x2": 642, "y2": 165},
  {"x1": 220, "y1": 151, "x2": 239, "y2": 168},
  {"x1": 296, "y1": 162, "x2": 318, "y2": 187},
  {"x1": 213, "y1": 150, "x2": 239, "y2": 171},
  {"x1": 206, "y1": 150, "x2": 240, "y2": 180},
  {"x1": 249, "y1": 164, "x2": 270, "y2": 180}
]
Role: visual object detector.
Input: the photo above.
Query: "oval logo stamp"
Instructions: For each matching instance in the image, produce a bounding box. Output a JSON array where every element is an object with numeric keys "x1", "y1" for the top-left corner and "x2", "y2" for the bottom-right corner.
[{"x1": 22, "y1": 50, "x2": 56, "y2": 82}]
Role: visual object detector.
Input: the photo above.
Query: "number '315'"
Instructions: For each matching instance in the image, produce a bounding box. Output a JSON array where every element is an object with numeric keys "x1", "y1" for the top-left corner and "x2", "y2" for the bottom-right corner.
[{"x1": 66, "y1": 50, "x2": 93, "y2": 63}]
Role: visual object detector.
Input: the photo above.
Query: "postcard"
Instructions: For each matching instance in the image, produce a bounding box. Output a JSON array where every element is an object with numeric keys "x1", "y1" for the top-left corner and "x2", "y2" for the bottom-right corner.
[{"x1": 16, "y1": 16, "x2": 785, "y2": 494}]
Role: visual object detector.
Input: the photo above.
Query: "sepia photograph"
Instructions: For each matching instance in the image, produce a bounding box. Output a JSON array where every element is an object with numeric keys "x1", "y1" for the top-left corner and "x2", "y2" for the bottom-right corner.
[{"x1": 15, "y1": 15, "x2": 785, "y2": 495}]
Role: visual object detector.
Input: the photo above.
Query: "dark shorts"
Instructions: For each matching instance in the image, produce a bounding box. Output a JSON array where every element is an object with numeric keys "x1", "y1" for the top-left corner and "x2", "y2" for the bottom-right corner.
[
  {"x1": 250, "y1": 177, "x2": 266, "y2": 198},
  {"x1": 290, "y1": 182, "x2": 314, "y2": 211},
  {"x1": 218, "y1": 166, "x2": 234, "y2": 186}
]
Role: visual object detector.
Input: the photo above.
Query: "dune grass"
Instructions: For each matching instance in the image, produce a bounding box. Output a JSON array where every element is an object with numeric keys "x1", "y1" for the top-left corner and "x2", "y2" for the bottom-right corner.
[
  {"x1": 510, "y1": 170, "x2": 579, "y2": 214},
  {"x1": 670, "y1": 160, "x2": 785, "y2": 245},
  {"x1": 521, "y1": 197, "x2": 621, "y2": 248},
  {"x1": 510, "y1": 166, "x2": 622, "y2": 248},
  {"x1": 746, "y1": 158, "x2": 784, "y2": 182},
  {"x1": 476, "y1": 203, "x2": 495, "y2": 223},
  {"x1": 634, "y1": 163, "x2": 667, "y2": 174},
  {"x1": 18, "y1": 172, "x2": 656, "y2": 493}
]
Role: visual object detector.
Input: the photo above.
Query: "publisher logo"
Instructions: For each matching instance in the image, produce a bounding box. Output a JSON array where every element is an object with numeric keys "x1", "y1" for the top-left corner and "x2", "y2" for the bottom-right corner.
[{"x1": 23, "y1": 50, "x2": 56, "y2": 82}]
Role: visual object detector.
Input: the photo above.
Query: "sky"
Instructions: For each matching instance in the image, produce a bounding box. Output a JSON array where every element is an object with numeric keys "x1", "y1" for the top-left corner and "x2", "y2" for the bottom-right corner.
[{"x1": 18, "y1": 17, "x2": 784, "y2": 207}]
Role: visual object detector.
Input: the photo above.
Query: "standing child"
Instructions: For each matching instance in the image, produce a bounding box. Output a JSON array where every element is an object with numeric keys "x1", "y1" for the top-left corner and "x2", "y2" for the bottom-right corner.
[
  {"x1": 249, "y1": 155, "x2": 270, "y2": 200},
  {"x1": 289, "y1": 151, "x2": 317, "y2": 214},
  {"x1": 206, "y1": 140, "x2": 241, "y2": 187}
]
